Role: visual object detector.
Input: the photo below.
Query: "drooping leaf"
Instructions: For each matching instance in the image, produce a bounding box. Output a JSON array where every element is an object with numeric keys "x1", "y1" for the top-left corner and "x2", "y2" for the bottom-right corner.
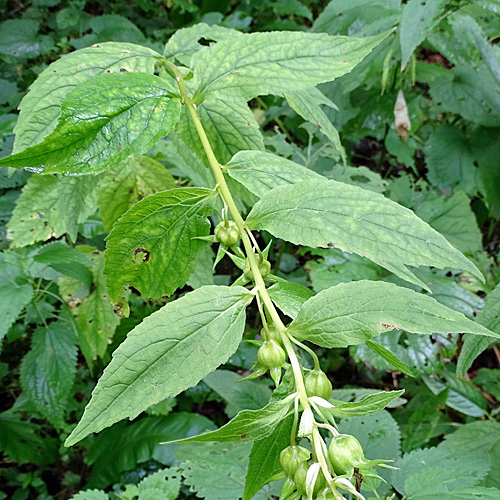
[
  {"x1": 192, "y1": 30, "x2": 392, "y2": 101},
  {"x1": 224, "y1": 150, "x2": 323, "y2": 198},
  {"x1": 176, "y1": 95, "x2": 264, "y2": 166},
  {"x1": 365, "y1": 340, "x2": 417, "y2": 377},
  {"x1": 7, "y1": 174, "x2": 98, "y2": 247},
  {"x1": 104, "y1": 187, "x2": 215, "y2": 304},
  {"x1": 329, "y1": 390, "x2": 404, "y2": 418},
  {"x1": 97, "y1": 155, "x2": 176, "y2": 231},
  {"x1": 457, "y1": 283, "x2": 500, "y2": 376},
  {"x1": 0, "y1": 73, "x2": 181, "y2": 175},
  {"x1": 65, "y1": 285, "x2": 253, "y2": 446},
  {"x1": 164, "y1": 396, "x2": 294, "y2": 444},
  {"x1": 243, "y1": 416, "x2": 294, "y2": 500},
  {"x1": 20, "y1": 322, "x2": 78, "y2": 427},
  {"x1": 13, "y1": 42, "x2": 161, "y2": 153},
  {"x1": 288, "y1": 280, "x2": 498, "y2": 349},
  {"x1": 399, "y1": 0, "x2": 447, "y2": 69},
  {"x1": 246, "y1": 180, "x2": 483, "y2": 289},
  {"x1": 86, "y1": 413, "x2": 215, "y2": 488}
]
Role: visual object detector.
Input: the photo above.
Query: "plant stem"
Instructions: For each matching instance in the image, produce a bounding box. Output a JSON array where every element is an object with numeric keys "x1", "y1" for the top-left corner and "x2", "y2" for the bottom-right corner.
[{"x1": 165, "y1": 59, "x2": 310, "y2": 411}]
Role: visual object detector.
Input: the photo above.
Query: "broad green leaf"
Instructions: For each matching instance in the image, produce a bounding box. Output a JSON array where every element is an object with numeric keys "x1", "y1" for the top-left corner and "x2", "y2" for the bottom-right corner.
[
  {"x1": 176, "y1": 442, "x2": 275, "y2": 500},
  {"x1": 0, "y1": 281, "x2": 33, "y2": 345},
  {"x1": 71, "y1": 491, "x2": 108, "y2": 500},
  {"x1": 0, "y1": 19, "x2": 54, "y2": 62},
  {"x1": 20, "y1": 322, "x2": 78, "y2": 428},
  {"x1": 473, "y1": 368, "x2": 500, "y2": 401},
  {"x1": 203, "y1": 370, "x2": 272, "y2": 418},
  {"x1": 163, "y1": 23, "x2": 241, "y2": 66},
  {"x1": 246, "y1": 180, "x2": 483, "y2": 289},
  {"x1": 399, "y1": 0, "x2": 447, "y2": 69},
  {"x1": 243, "y1": 416, "x2": 294, "y2": 500},
  {"x1": 97, "y1": 155, "x2": 176, "y2": 230},
  {"x1": 104, "y1": 187, "x2": 215, "y2": 304},
  {"x1": 164, "y1": 396, "x2": 294, "y2": 444},
  {"x1": 192, "y1": 30, "x2": 392, "y2": 101},
  {"x1": 288, "y1": 280, "x2": 498, "y2": 349},
  {"x1": 13, "y1": 42, "x2": 161, "y2": 153},
  {"x1": 458, "y1": 283, "x2": 500, "y2": 376},
  {"x1": 7, "y1": 175, "x2": 97, "y2": 247},
  {"x1": 135, "y1": 468, "x2": 181, "y2": 500},
  {"x1": 86, "y1": 413, "x2": 215, "y2": 488},
  {"x1": 0, "y1": 73, "x2": 181, "y2": 175},
  {"x1": 224, "y1": 150, "x2": 323, "y2": 198},
  {"x1": 365, "y1": 340, "x2": 417, "y2": 377},
  {"x1": 177, "y1": 95, "x2": 264, "y2": 166},
  {"x1": 187, "y1": 244, "x2": 215, "y2": 289},
  {"x1": 266, "y1": 277, "x2": 314, "y2": 319},
  {"x1": 329, "y1": 390, "x2": 404, "y2": 418},
  {"x1": 65, "y1": 285, "x2": 253, "y2": 446},
  {"x1": 424, "y1": 125, "x2": 477, "y2": 195},
  {"x1": 441, "y1": 421, "x2": 500, "y2": 489},
  {"x1": 72, "y1": 252, "x2": 121, "y2": 362},
  {"x1": 285, "y1": 88, "x2": 346, "y2": 163}
]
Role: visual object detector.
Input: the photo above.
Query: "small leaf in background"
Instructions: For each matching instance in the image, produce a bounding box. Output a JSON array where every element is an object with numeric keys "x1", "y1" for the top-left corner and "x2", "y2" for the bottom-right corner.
[
  {"x1": 71, "y1": 490, "x2": 108, "y2": 500},
  {"x1": 288, "y1": 280, "x2": 497, "y2": 349},
  {"x1": 7, "y1": 175, "x2": 98, "y2": 247},
  {"x1": 13, "y1": 42, "x2": 161, "y2": 153},
  {"x1": 267, "y1": 278, "x2": 315, "y2": 319},
  {"x1": 86, "y1": 413, "x2": 214, "y2": 489},
  {"x1": 0, "y1": 73, "x2": 181, "y2": 175},
  {"x1": 472, "y1": 368, "x2": 500, "y2": 401},
  {"x1": 246, "y1": 179, "x2": 483, "y2": 289},
  {"x1": 330, "y1": 390, "x2": 404, "y2": 417},
  {"x1": 20, "y1": 322, "x2": 78, "y2": 428},
  {"x1": 104, "y1": 187, "x2": 215, "y2": 304},
  {"x1": 97, "y1": 155, "x2": 176, "y2": 231},
  {"x1": 66, "y1": 286, "x2": 253, "y2": 446}
]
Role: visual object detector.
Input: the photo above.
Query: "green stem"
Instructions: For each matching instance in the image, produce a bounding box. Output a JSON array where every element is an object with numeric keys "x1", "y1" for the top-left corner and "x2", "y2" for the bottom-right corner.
[{"x1": 165, "y1": 60, "x2": 310, "y2": 411}]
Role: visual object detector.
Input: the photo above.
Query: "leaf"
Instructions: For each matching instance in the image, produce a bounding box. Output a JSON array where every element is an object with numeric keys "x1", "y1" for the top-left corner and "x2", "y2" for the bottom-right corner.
[
  {"x1": 176, "y1": 441, "x2": 274, "y2": 500},
  {"x1": 288, "y1": 280, "x2": 498, "y2": 349},
  {"x1": 97, "y1": 155, "x2": 176, "y2": 231},
  {"x1": 399, "y1": 0, "x2": 447, "y2": 69},
  {"x1": 285, "y1": 88, "x2": 346, "y2": 163},
  {"x1": 0, "y1": 73, "x2": 181, "y2": 175},
  {"x1": 365, "y1": 340, "x2": 417, "y2": 377},
  {"x1": 424, "y1": 125, "x2": 477, "y2": 195},
  {"x1": 267, "y1": 278, "x2": 315, "y2": 319},
  {"x1": 86, "y1": 413, "x2": 215, "y2": 488},
  {"x1": 192, "y1": 30, "x2": 392, "y2": 101},
  {"x1": 0, "y1": 19, "x2": 54, "y2": 61},
  {"x1": 20, "y1": 322, "x2": 78, "y2": 427},
  {"x1": 65, "y1": 285, "x2": 253, "y2": 446},
  {"x1": 203, "y1": 370, "x2": 272, "y2": 418},
  {"x1": 104, "y1": 187, "x2": 215, "y2": 304},
  {"x1": 176, "y1": 95, "x2": 264, "y2": 166},
  {"x1": 246, "y1": 179, "x2": 483, "y2": 289},
  {"x1": 13, "y1": 42, "x2": 161, "y2": 153},
  {"x1": 7, "y1": 174, "x2": 98, "y2": 247},
  {"x1": 224, "y1": 150, "x2": 323, "y2": 198},
  {"x1": 0, "y1": 280, "x2": 33, "y2": 345},
  {"x1": 458, "y1": 283, "x2": 500, "y2": 376},
  {"x1": 71, "y1": 490, "x2": 108, "y2": 500},
  {"x1": 187, "y1": 244, "x2": 215, "y2": 289},
  {"x1": 163, "y1": 23, "x2": 241, "y2": 66},
  {"x1": 243, "y1": 415, "x2": 294, "y2": 500},
  {"x1": 473, "y1": 368, "x2": 500, "y2": 401},
  {"x1": 164, "y1": 396, "x2": 294, "y2": 444},
  {"x1": 329, "y1": 390, "x2": 404, "y2": 418},
  {"x1": 440, "y1": 421, "x2": 500, "y2": 489},
  {"x1": 136, "y1": 468, "x2": 181, "y2": 500},
  {"x1": 72, "y1": 252, "x2": 121, "y2": 362}
]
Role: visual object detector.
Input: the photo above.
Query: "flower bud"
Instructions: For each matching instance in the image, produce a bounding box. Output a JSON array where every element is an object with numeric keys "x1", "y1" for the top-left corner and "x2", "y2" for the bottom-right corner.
[
  {"x1": 305, "y1": 370, "x2": 332, "y2": 400},
  {"x1": 328, "y1": 434, "x2": 365, "y2": 477},
  {"x1": 214, "y1": 220, "x2": 239, "y2": 247},
  {"x1": 257, "y1": 339, "x2": 286, "y2": 369},
  {"x1": 280, "y1": 445, "x2": 311, "y2": 478}
]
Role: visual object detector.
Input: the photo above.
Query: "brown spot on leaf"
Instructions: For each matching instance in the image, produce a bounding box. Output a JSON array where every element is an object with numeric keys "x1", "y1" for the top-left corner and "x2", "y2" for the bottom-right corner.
[{"x1": 133, "y1": 247, "x2": 150, "y2": 263}]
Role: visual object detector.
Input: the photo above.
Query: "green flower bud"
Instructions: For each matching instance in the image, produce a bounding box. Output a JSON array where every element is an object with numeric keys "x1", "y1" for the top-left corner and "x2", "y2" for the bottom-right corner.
[
  {"x1": 243, "y1": 256, "x2": 271, "y2": 281},
  {"x1": 261, "y1": 324, "x2": 283, "y2": 345},
  {"x1": 293, "y1": 462, "x2": 326, "y2": 496},
  {"x1": 305, "y1": 370, "x2": 332, "y2": 400},
  {"x1": 214, "y1": 220, "x2": 239, "y2": 247},
  {"x1": 328, "y1": 434, "x2": 365, "y2": 476},
  {"x1": 257, "y1": 339, "x2": 286, "y2": 369},
  {"x1": 280, "y1": 445, "x2": 311, "y2": 478}
]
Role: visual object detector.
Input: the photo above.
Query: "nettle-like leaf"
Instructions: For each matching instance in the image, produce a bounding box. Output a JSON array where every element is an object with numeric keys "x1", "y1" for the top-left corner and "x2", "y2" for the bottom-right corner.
[
  {"x1": 65, "y1": 285, "x2": 253, "y2": 446},
  {"x1": 13, "y1": 41, "x2": 161, "y2": 153},
  {"x1": 192, "y1": 30, "x2": 392, "y2": 101},
  {"x1": 176, "y1": 95, "x2": 264, "y2": 166},
  {"x1": 246, "y1": 179, "x2": 483, "y2": 289},
  {"x1": 288, "y1": 280, "x2": 498, "y2": 349},
  {"x1": 7, "y1": 174, "x2": 98, "y2": 247},
  {"x1": 328, "y1": 390, "x2": 404, "y2": 418},
  {"x1": 97, "y1": 155, "x2": 176, "y2": 231},
  {"x1": 0, "y1": 73, "x2": 181, "y2": 175},
  {"x1": 20, "y1": 322, "x2": 78, "y2": 428},
  {"x1": 267, "y1": 278, "x2": 315, "y2": 319},
  {"x1": 104, "y1": 187, "x2": 215, "y2": 304}
]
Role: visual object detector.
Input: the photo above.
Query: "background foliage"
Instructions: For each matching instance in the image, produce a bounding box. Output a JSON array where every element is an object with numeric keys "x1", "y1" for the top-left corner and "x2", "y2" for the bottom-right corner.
[{"x1": 0, "y1": 0, "x2": 499, "y2": 499}]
